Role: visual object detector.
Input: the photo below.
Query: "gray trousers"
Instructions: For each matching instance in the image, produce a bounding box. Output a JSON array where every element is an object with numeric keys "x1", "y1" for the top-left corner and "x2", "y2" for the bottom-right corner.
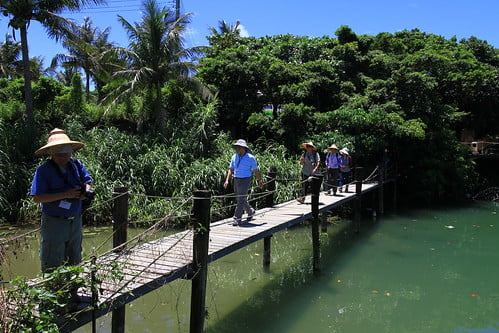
[
  {"x1": 40, "y1": 213, "x2": 83, "y2": 273},
  {"x1": 233, "y1": 177, "x2": 253, "y2": 219}
]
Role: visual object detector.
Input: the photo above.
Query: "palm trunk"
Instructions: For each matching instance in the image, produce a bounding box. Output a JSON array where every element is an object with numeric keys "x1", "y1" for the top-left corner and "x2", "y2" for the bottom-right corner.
[
  {"x1": 20, "y1": 24, "x2": 34, "y2": 123},
  {"x1": 154, "y1": 83, "x2": 166, "y2": 130},
  {"x1": 86, "y1": 71, "x2": 91, "y2": 101}
]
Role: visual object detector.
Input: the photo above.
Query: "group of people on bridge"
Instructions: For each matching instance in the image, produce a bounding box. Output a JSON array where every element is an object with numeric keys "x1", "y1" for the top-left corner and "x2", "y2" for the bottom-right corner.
[
  {"x1": 224, "y1": 139, "x2": 352, "y2": 226},
  {"x1": 29, "y1": 129, "x2": 353, "y2": 279},
  {"x1": 297, "y1": 142, "x2": 352, "y2": 203}
]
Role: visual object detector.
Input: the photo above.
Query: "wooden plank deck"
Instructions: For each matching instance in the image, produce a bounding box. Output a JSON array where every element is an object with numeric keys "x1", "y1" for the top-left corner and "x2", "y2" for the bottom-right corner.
[{"x1": 61, "y1": 182, "x2": 381, "y2": 330}]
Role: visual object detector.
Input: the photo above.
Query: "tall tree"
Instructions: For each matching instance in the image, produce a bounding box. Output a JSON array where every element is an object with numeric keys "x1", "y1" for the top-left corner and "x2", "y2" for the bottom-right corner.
[
  {"x1": 0, "y1": 34, "x2": 22, "y2": 79},
  {"x1": 104, "y1": 0, "x2": 209, "y2": 130},
  {"x1": 207, "y1": 20, "x2": 242, "y2": 50},
  {"x1": 0, "y1": 0, "x2": 105, "y2": 122},
  {"x1": 51, "y1": 17, "x2": 113, "y2": 100}
]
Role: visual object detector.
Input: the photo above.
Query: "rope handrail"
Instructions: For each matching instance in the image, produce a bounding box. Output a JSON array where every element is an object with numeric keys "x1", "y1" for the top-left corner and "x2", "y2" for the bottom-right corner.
[
  {"x1": 0, "y1": 164, "x2": 383, "y2": 247},
  {"x1": 0, "y1": 227, "x2": 41, "y2": 246}
]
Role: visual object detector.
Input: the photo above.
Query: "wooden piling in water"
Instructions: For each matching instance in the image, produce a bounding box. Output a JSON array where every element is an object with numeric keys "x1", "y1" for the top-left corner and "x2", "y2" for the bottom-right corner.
[
  {"x1": 378, "y1": 164, "x2": 385, "y2": 215},
  {"x1": 263, "y1": 172, "x2": 277, "y2": 267},
  {"x1": 321, "y1": 213, "x2": 328, "y2": 233},
  {"x1": 392, "y1": 163, "x2": 398, "y2": 213},
  {"x1": 263, "y1": 236, "x2": 272, "y2": 267},
  {"x1": 354, "y1": 168, "x2": 364, "y2": 232},
  {"x1": 311, "y1": 175, "x2": 323, "y2": 273},
  {"x1": 190, "y1": 190, "x2": 211, "y2": 333},
  {"x1": 111, "y1": 186, "x2": 129, "y2": 333}
]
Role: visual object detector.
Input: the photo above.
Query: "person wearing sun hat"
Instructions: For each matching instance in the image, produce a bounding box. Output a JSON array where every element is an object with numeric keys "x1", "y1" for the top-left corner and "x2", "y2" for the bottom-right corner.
[
  {"x1": 325, "y1": 144, "x2": 341, "y2": 195},
  {"x1": 339, "y1": 148, "x2": 352, "y2": 192},
  {"x1": 297, "y1": 142, "x2": 321, "y2": 203},
  {"x1": 224, "y1": 139, "x2": 264, "y2": 226},
  {"x1": 30, "y1": 128, "x2": 93, "y2": 274}
]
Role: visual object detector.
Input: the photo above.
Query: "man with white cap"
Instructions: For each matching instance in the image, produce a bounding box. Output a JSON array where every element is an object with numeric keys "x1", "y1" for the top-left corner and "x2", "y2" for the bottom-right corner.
[
  {"x1": 30, "y1": 128, "x2": 93, "y2": 274},
  {"x1": 224, "y1": 139, "x2": 264, "y2": 226}
]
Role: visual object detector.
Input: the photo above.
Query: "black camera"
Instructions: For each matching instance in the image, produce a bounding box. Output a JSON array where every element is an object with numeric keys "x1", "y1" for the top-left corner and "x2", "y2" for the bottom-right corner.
[
  {"x1": 83, "y1": 188, "x2": 96, "y2": 200},
  {"x1": 81, "y1": 187, "x2": 96, "y2": 211}
]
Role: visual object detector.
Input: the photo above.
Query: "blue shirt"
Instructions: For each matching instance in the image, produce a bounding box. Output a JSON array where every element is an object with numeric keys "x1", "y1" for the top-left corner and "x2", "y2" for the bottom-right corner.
[
  {"x1": 229, "y1": 152, "x2": 258, "y2": 178},
  {"x1": 30, "y1": 158, "x2": 92, "y2": 217},
  {"x1": 326, "y1": 153, "x2": 341, "y2": 169}
]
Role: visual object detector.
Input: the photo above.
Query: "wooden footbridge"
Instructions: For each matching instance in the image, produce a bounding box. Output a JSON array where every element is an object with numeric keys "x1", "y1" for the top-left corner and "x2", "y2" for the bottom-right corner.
[{"x1": 7, "y1": 167, "x2": 396, "y2": 332}]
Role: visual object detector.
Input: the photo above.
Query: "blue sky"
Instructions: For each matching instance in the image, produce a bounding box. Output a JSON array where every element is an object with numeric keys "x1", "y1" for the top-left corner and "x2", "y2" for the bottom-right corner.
[{"x1": 1, "y1": 0, "x2": 498, "y2": 67}]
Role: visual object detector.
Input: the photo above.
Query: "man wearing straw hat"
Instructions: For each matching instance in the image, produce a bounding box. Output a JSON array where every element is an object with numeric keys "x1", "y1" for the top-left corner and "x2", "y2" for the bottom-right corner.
[
  {"x1": 30, "y1": 128, "x2": 93, "y2": 274},
  {"x1": 224, "y1": 139, "x2": 264, "y2": 226}
]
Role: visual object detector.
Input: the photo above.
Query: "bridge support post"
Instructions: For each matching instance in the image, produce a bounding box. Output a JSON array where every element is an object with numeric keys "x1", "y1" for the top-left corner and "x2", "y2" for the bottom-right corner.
[
  {"x1": 392, "y1": 163, "x2": 398, "y2": 213},
  {"x1": 311, "y1": 175, "x2": 323, "y2": 273},
  {"x1": 263, "y1": 236, "x2": 272, "y2": 267},
  {"x1": 378, "y1": 164, "x2": 385, "y2": 216},
  {"x1": 354, "y1": 168, "x2": 364, "y2": 233},
  {"x1": 321, "y1": 213, "x2": 328, "y2": 232},
  {"x1": 262, "y1": 171, "x2": 277, "y2": 267},
  {"x1": 111, "y1": 186, "x2": 129, "y2": 333},
  {"x1": 190, "y1": 190, "x2": 211, "y2": 333}
]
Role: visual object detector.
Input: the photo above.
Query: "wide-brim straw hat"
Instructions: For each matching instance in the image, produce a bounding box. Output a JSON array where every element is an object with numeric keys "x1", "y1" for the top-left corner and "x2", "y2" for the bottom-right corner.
[
  {"x1": 301, "y1": 142, "x2": 317, "y2": 150},
  {"x1": 327, "y1": 144, "x2": 339, "y2": 150},
  {"x1": 35, "y1": 128, "x2": 84, "y2": 156},
  {"x1": 232, "y1": 139, "x2": 251, "y2": 150},
  {"x1": 340, "y1": 148, "x2": 349, "y2": 155}
]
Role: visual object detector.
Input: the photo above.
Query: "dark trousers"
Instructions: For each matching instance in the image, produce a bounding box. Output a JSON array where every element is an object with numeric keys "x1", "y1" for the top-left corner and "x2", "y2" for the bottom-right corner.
[
  {"x1": 300, "y1": 173, "x2": 311, "y2": 197},
  {"x1": 326, "y1": 168, "x2": 339, "y2": 193},
  {"x1": 233, "y1": 177, "x2": 253, "y2": 219}
]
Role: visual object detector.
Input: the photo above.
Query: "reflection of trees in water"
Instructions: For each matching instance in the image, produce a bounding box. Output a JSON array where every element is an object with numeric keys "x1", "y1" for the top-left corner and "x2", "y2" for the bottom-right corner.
[{"x1": 0, "y1": 227, "x2": 39, "y2": 279}]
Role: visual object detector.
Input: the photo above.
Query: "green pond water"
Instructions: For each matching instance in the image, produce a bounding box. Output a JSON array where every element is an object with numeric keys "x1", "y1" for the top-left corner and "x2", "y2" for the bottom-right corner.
[{"x1": 1, "y1": 201, "x2": 498, "y2": 333}]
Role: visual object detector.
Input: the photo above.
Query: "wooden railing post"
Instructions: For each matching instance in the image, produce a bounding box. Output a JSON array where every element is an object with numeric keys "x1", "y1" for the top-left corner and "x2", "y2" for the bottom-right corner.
[
  {"x1": 354, "y1": 168, "x2": 364, "y2": 233},
  {"x1": 265, "y1": 171, "x2": 277, "y2": 207},
  {"x1": 111, "y1": 186, "x2": 128, "y2": 333},
  {"x1": 311, "y1": 174, "x2": 323, "y2": 273},
  {"x1": 378, "y1": 164, "x2": 385, "y2": 216},
  {"x1": 190, "y1": 190, "x2": 211, "y2": 333}
]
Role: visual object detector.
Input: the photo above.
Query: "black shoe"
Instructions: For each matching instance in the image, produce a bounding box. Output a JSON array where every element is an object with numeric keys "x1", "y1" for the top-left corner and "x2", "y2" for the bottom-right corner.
[{"x1": 247, "y1": 208, "x2": 256, "y2": 221}]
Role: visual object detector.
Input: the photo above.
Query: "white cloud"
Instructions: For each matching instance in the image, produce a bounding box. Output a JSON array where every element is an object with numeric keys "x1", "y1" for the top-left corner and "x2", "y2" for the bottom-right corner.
[{"x1": 239, "y1": 24, "x2": 250, "y2": 37}]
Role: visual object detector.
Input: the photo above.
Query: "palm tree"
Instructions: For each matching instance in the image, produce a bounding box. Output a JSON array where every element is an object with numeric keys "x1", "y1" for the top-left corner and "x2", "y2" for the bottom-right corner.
[
  {"x1": 0, "y1": 0, "x2": 105, "y2": 122},
  {"x1": 0, "y1": 34, "x2": 22, "y2": 79},
  {"x1": 209, "y1": 19, "x2": 242, "y2": 36},
  {"x1": 208, "y1": 20, "x2": 242, "y2": 49},
  {"x1": 51, "y1": 17, "x2": 113, "y2": 100},
  {"x1": 104, "y1": 0, "x2": 210, "y2": 130}
]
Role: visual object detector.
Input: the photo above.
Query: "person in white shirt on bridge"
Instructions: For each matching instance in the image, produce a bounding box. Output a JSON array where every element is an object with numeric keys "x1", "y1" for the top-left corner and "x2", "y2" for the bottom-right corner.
[{"x1": 224, "y1": 139, "x2": 264, "y2": 226}]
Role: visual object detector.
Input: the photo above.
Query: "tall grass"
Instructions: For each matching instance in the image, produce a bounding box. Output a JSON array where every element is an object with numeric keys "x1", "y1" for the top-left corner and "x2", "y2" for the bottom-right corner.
[{"x1": 0, "y1": 110, "x2": 305, "y2": 227}]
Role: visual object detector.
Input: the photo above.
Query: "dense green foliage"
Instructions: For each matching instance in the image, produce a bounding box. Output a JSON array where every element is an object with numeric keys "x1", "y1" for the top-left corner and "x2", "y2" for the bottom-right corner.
[
  {"x1": 199, "y1": 27, "x2": 498, "y2": 201},
  {"x1": 0, "y1": 0, "x2": 498, "y2": 225}
]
